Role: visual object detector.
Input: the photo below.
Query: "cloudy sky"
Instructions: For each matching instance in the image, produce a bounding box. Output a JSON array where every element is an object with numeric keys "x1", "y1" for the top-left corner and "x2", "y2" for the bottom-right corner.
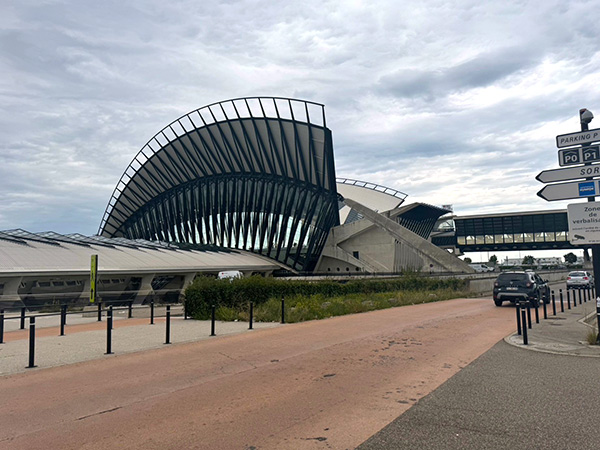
[{"x1": 2, "y1": 0, "x2": 600, "y2": 258}]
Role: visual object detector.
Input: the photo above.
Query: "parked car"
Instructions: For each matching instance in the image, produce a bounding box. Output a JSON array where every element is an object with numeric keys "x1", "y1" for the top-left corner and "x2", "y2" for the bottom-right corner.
[
  {"x1": 492, "y1": 271, "x2": 550, "y2": 307},
  {"x1": 218, "y1": 270, "x2": 243, "y2": 281},
  {"x1": 566, "y1": 271, "x2": 594, "y2": 290},
  {"x1": 469, "y1": 263, "x2": 495, "y2": 273}
]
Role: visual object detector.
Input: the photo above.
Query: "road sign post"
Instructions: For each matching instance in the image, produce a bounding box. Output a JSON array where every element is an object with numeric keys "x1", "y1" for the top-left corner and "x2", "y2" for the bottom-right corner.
[
  {"x1": 576, "y1": 109, "x2": 600, "y2": 327},
  {"x1": 540, "y1": 109, "x2": 600, "y2": 333}
]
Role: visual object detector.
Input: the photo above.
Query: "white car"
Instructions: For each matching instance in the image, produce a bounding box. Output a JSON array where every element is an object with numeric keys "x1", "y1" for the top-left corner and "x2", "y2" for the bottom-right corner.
[
  {"x1": 468, "y1": 263, "x2": 494, "y2": 273},
  {"x1": 218, "y1": 270, "x2": 243, "y2": 281},
  {"x1": 566, "y1": 271, "x2": 593, "y2": 289}
]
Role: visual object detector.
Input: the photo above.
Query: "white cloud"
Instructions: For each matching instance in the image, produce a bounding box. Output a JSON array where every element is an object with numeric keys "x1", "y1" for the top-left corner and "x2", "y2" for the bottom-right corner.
[{"x1": 1, "y1": 0, "x2": 599, "y2": 244}]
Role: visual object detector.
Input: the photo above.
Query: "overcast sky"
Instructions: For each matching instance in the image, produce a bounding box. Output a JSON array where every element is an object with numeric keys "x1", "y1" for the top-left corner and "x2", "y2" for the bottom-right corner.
[{"x1": 2, "y1": 0, "x2": 600, "y2": 257}]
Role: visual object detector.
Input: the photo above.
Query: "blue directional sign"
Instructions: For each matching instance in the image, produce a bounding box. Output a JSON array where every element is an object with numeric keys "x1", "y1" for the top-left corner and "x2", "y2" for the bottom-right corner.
[{"x1": 579, "y1": 181, "x2": 596, "y2": 196}]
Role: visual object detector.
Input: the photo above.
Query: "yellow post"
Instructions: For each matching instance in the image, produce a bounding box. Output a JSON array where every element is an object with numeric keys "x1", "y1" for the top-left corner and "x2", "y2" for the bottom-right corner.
[{"x1": 90, "y1": 254, "x2": 98, "y2": 303}]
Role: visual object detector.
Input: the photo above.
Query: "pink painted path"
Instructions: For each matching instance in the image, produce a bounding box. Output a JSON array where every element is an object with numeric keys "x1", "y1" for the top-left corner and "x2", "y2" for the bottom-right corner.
[{"x1": 0, "y1": 297, "x2": 513, "y2": 450}]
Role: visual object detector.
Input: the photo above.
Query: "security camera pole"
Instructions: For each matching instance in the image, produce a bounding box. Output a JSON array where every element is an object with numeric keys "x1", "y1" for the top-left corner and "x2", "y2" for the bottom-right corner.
[{"x1": 580, "y1": 108, "x2": 600, "y2": 343}]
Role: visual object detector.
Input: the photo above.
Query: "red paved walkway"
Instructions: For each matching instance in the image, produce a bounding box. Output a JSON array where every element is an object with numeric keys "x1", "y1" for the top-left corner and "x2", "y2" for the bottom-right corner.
[{"x1": 0, "y1": 297, "x2": 513, "y2": 450}]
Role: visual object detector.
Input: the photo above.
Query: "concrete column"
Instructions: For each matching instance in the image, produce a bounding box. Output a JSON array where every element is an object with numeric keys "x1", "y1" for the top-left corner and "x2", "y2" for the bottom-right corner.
[
  {"x1": 179, "y1": 273, "x2": 197, "y2": 302},
  {"x1": 0, "y1": 276, "x2": 24, "y2": 309},
  {"x1": 79, "y1": 278, "x2": 91, "y2": 302},
  {"x1": 132, "y1": 274, "x2": 155, "y2": 305}
]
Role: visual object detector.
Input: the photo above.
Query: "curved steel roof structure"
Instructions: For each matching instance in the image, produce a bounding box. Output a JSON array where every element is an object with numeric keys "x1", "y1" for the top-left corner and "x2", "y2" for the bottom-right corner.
[{"x1": 99, "y1": 97, "x2": 340, "y2": 272}]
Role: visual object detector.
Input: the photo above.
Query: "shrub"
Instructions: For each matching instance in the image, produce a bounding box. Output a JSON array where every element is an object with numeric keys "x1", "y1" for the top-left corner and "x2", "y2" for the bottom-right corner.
[{"x1": 183, "y1": 274, "x2": 468, "y2": 320}]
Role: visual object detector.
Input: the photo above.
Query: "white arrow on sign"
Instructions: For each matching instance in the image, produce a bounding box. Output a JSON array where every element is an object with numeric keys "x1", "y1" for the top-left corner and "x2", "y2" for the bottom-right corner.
[
  {"x1": 556, "y1": 128, "x2": 600, "y2": 148},
  {"x1": 536, "y1": 164, "x2": 600, "y2": 183},
  {"x1": 537, "y1": 180, "x2": 599, "y2": 201}
]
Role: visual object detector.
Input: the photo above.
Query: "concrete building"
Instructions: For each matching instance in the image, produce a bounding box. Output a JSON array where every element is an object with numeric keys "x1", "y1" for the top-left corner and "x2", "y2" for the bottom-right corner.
[{"x1": 0, "y1": 97, "x2": 472, "y2": 309}]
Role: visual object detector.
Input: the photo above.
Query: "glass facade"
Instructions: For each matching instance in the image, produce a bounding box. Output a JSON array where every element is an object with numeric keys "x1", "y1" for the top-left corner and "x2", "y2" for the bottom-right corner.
[{"x1": 454, "y1": 212, "x2": 570, "y2": 251}]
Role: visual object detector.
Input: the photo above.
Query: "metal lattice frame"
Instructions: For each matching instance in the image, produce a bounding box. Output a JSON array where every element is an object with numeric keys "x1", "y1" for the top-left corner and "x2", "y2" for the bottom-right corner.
[{"x1": 98, "y1": 97, "x2": 339, "y2": 272}]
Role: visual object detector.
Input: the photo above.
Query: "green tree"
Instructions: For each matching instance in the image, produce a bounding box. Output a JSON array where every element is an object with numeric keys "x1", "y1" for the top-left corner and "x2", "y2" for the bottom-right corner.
[
  {"x1": 463, "y1": 257, "x2": 472, "y2": 264},
  {"x1": 489, "y1": 255, "x2": 498, "y2": 265},
  {"x1": 564, "y1": 252, "x2": 577, "y2": 264},
  {"x1": 522, "y1": 255, "x2": 535, "y2": 265}
]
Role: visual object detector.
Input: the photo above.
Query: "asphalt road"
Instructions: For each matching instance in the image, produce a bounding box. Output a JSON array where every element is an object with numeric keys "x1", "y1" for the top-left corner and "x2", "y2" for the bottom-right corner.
[{"x1": 358, "y1": 340, "x2": 600, "y2": 450}]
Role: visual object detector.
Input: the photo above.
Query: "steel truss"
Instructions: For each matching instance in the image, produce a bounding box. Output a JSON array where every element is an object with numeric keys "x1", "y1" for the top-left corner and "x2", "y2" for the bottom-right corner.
[{"x1": 99, "y1": 97, "x2": 339, "y2": 272}]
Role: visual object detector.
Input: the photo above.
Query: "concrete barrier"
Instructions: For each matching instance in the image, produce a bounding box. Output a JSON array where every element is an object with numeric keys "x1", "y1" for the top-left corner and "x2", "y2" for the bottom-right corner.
[{"x1": 461, "y1": 270, "x2": 569, "y2": 295}]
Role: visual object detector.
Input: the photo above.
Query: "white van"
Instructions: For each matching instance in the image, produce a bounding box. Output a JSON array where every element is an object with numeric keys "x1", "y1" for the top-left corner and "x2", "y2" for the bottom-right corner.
[
  {"x1": 218, "y1": 270, "x2": 243, "y2": 280},
  {"x1": 468, "y1": 263, "x2": 494, "y2": 273}
]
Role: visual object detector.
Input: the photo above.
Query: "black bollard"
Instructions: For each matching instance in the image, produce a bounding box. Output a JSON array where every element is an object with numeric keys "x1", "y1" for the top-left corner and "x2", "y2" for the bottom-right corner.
[
  {"x1": 165, "y1": 305, "x2": 171, "y2": 344},
  {"x1": 596, "y1": 295, "x2": 600, "y2": 345},
  {"x1": 0, "y1": 309, "x2": 4, "y2": 344},
  {"x1": 552, "y1": 291, "x2": 556, "y2": 316},
  {"x1": 150, "y1": 301, "x2": 155, "y2": 325},
  {"x1": 27, "y1": 316, "x2": 37, "y2": 368},
  {"x1": 210, "y1": 305, "x2": 216, "y2": 336},
  {"x1": 521, "y1": 309, "x2": 528, "y2": 345},
  {"x1": 184, "y1": 301, "x2": 188, "y2": 320},
  {"x1": 60, "y1": 305, "x2": 66, "y2": 336},
  {"x1": 542, "y1": 292, "x2": 548, "y2": 320},
  {"x1": 534, "y1": 300, "x2": 539, "y2": 324},
  {"x1": 526, "y1": 302, "x2": 532, "y2": 329},
  {"x1": 97, "y1": 301, "x2": 102, "y2": 322},
  {"x1": 579, "y1": 288, "x2": 583, "y2": 306},
  {"x1": 281, "y1": 297, "x2": 285, "y2": 324},
  {"x1": 567, "y1": 289, "x2": 571, "y2": 309},
  {"x1": 586, "y1": 286, "x2": 591, "y2": 303},
  {"x1": 105, "y1": 306, "x2": 113, "y2": 354},
  {"x1": 128, "y1": 301, "x2": 133, "y2": 319},
  {"x1": 516, "y1": 303, "x2": 522, "y2": 336},
  {"x1": 560, "y1": 289, "x2": 565, "y2": 313},
  {"x1": 20, "y1": 307, "x2": 26, "y2": 330},
  {"x1": 249, "y1": 302, "x2": 254, "y2": 330}
]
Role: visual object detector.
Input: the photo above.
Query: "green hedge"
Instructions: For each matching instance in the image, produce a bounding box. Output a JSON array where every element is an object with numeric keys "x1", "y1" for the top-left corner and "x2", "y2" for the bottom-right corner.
[{"x1": 184, "y1": 275, "x2": 467, "y2": 319}]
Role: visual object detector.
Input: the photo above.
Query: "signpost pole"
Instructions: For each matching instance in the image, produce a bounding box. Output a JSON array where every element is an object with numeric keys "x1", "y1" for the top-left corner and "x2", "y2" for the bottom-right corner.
[{"x1": 578, "y1": 109, "x2": 600, "y2": 344}]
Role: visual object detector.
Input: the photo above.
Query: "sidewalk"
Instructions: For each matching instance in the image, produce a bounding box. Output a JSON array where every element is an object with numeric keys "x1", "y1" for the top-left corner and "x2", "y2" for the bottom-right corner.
[
  {"x1": 504, "y1": 294, "x2": 600, "y2": 357},
  {"x1": 0, "y1": 307, "x2": 280, "y2": 376}
]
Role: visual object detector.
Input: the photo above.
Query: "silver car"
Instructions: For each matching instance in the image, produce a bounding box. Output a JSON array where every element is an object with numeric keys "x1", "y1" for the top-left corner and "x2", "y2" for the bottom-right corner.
[{"x1": 566, "y1": 271, "x2": 593, "y2": 289}]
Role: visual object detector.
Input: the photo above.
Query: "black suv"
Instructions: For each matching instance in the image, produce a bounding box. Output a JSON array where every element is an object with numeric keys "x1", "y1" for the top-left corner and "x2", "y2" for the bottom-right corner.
[{"x1": 492, "y1": 271, "x2": 550, "y2": 307}]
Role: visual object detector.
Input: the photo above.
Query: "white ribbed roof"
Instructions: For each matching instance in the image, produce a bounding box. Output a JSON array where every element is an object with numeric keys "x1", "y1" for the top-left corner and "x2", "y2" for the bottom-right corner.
[
  {"x1": 336, "y1": 179, "x2": 408, "y2": 223},
  {"x1": 0, "y1": 230, "x2": 280, "y2": 276}
]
